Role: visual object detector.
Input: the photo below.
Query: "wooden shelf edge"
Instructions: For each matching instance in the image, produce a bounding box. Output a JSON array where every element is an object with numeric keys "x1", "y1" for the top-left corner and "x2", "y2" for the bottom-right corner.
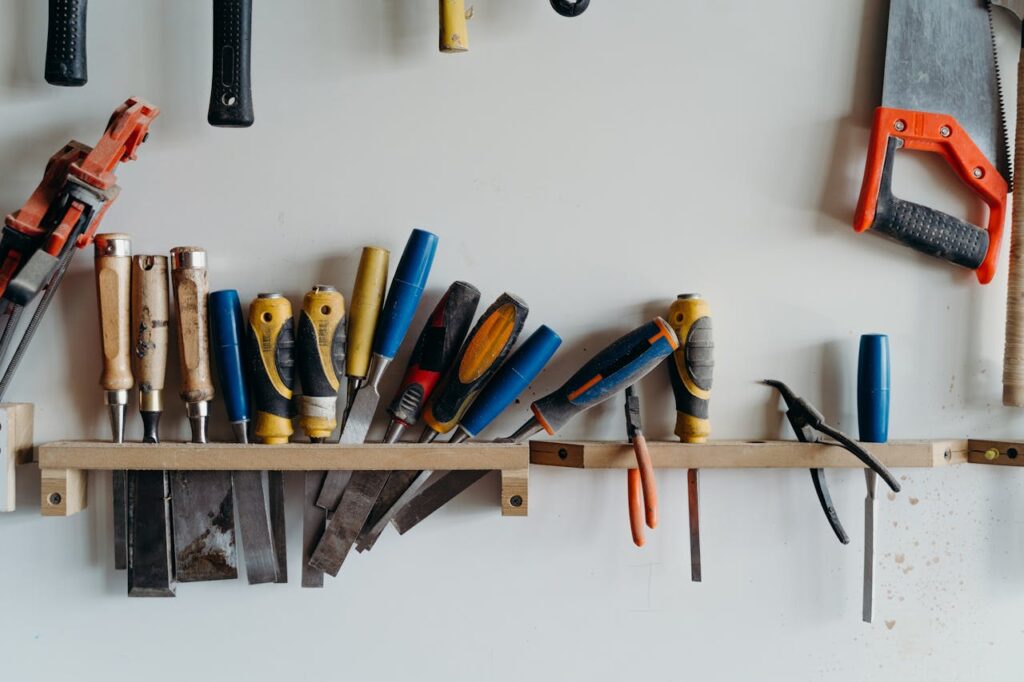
[
  {"x1": 1, "y1": 403, "x2": 33, "y2": 513},
  {"x1": 966, "y1": 440, "x2": 1024, "y2": 467},
  {"x1": 530, "y1": 439, "x2": 969, "y2": 469}
]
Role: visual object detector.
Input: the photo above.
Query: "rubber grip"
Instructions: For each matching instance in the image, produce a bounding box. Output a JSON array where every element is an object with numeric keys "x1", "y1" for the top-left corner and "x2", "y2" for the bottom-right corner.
[
  {"x1": 209, "y1": 290, "x2": 251, "y2": 425},
  {"x1": 532, "y1": 318, "x2": 678, "y2": 435},
  {"x1": 247, "y1": 296, "x2": 295, "y2": 444},
  {"x1": 208, "y1": 0, "x2": 254, "y2": 127},
  {"x1": 296, "y1": 290, "x2": 345, "y2": 398},
  {"x1": 422, "y1": 293, "x2": 528, "y2": 434},
  {"x1": 373, "y1": 229, "x2": 438, "y2": 359},
  {"x1": 45, "y1": 0, "x2": 88, "y2": 86},
  {"x1": 551, "y1": 0, "x2": 590, "y2": 17},
  {"x1": 388, "y1": 281, "x2": 480, "y2": 426},
  {"x1": 459, "y1": 325, "x2": 561, "y2": 437},
  {"x1": 667, "y1": 295, "x2": 713, "y2": 443}
]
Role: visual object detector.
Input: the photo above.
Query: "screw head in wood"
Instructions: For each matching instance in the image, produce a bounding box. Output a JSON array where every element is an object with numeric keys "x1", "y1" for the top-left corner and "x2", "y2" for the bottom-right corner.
[{"x1": 509, "y1": 495, "x2": 523, "y2": 507}]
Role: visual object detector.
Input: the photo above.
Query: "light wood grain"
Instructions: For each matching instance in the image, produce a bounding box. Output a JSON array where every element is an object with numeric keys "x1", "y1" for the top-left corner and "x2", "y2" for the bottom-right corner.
[
  {"x1": 94, "y1": 235, "x2": 133, "y2": 391},
  {"x1": 131, "y1": 255, "x2": 169, "y2": 399},
  {"x1": 40, "y1": 468, "x2": 87, "y2": 517},
  {"x1": 0, "y1": 403, "x2": 35, "y2": 512},
  {"x1": 170, "y1": 248, "x2": 214, "y2": 403},
  {"x1": 530, "y1": 439, "x2": 968, "y2": 469},
  {"x1": 500, "y1": 468, "x2": 528, "y2": 517},
  {"x1": 1003, "y1": 55, "x2": 1024, "y2": 406}
]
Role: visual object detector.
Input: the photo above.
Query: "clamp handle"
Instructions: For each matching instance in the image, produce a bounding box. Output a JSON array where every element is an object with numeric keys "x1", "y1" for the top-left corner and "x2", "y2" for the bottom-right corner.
[
  {"x1": 45, "y1": 0, "x2": 88, "y2": 86},
  {"x1": 209, "y1": 0, "x2": 254, "y2": 127}
]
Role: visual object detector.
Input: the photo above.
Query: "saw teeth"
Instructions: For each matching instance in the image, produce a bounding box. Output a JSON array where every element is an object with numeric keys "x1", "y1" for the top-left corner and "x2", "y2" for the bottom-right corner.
[{"x1": 988, "y1": 1, "x2": 1014, "y2": 190}]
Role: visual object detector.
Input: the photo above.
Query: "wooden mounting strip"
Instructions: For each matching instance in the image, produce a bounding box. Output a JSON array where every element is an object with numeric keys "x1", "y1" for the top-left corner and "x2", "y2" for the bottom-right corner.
[
  {"x1": 966, "y1": 440, "x2": 1024, "y2": 467},
  {"x1": 530, "y1": 439, "x2": 969, "y2": 469},
  {"x1": 1, "y1": 403, "x2": 34, "y2": 512}
]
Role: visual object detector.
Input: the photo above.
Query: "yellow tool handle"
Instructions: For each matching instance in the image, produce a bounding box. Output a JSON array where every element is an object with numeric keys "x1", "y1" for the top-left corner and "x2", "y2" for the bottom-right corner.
[
  {"x1": 297, "y1": 286, "x2": 345, "y2": 439},
  {"x1": 439, "y1": 0, "x2": 469, "y2": 53},
  {"x1": 94, "y1": 234, "x2": 133, "y2": 392},
  {"x1": 170, "y1": 247, "x2": 214, "y2": 404},
  {"x1": 131, "y1": 255, "x2": 169, "y2": 410},
  {"x1": 1004, "y1": 55, "x2": 1024, "y2": 406},
  {"x1": 346, "y1": 246, "x2": 389, "y2": 379},
  {"x1": 248, "y1": 294, "x2": 296, "y2": 444},
  {"x1": 667, "y1": 294, "x2": 713, "y2": 443}
]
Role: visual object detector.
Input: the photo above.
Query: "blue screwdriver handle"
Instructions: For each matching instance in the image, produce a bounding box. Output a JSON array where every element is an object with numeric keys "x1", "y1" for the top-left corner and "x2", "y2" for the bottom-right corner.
[
  {"x1": 857, "y1": 334, "x2": 890, "y2": 443},
  {"x1": 460, "y1": 325, "x2": 562, "y2": 437},
  {"x1": 531, "y1": 318, "x2": 679, "y2": 435},
  {"x1": 209, "y1": 289, "x2": 251, "y2": 425},
  {"x1": 374, "y1": 229, "x2": 439, "y2": 359}
]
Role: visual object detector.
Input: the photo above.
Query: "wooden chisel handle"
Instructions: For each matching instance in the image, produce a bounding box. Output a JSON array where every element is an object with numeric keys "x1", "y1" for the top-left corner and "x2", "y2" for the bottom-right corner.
[
  {"x1": 439, "y1": 0, "x2": 468, "y2": 53},
  {"x1": 170, "y1": 247, "x2": 214, "y2": 405},
  {"x1": 94, "y1": 234, "x2": 133, "y2": 392},
  {"x1": 131, "y1": 256, "x2": 169, "y2": 411},
  {"x1": 346, "y1": 247, "x2": 389, "y2": 382},
  {"x1": 209, "y1": 0, "x2": 254, "y2": 127},
  {"x1": 45, "y1": 0, "x2": 88, "y2": 86},
  {"x1": 1004, "y1": 54, "x2": 1024, "y2": 406}
]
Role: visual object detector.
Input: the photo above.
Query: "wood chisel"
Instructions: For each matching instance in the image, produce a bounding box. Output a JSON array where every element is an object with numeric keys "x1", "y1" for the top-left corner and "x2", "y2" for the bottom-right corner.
[
  {"x1": 296, "y1": 285, "x2": 345, "y2": 588},
  {"x1": 667, "y1": 294, "x2": 713, "y2": 580},
  {"x1": 127, "y1": 254, "x2": 175, "y2": 597},
  {"x1": 310, "y1": 229, "x2": 438, "y2": 576},
  {"x1": 45, "y1": 0, "x2": 88, "y2": 86},
  {"x1": 246, "y1": 293, "x2": 296, "y2": 583},
  {"x1": 393, "y1": 318, "x2": 677, "y2": 535},
  {"x1": 363, "y1": 324, "x2": 560, "y2": 549},
  {"x1": 169, "y1": 247, "x2": 238, "y2": 582},
  {"x1": 623, "y1": 385, "x2": 656, "y2": 547},
  {"x1": 355, "y1": 281, "x2": 480, "y2": 551},
  {"x1": 440, "y1": 0, "x2": 469, "y2": 53},
  {"x1": 209, "y1": 289, "x2": 278, "y2": 585},
  {"x1": 93, "y1": 233, "x2": 132, "y2": 570},
  {"x1": 858, "y1": 334, "x2": 890, "y2": 624},
  {"x1": 340, "y1": 247, "x2": 389, "y2": 435},
  {"x1": 209, "y1": 0, "x2": 254, "y2": 127}
]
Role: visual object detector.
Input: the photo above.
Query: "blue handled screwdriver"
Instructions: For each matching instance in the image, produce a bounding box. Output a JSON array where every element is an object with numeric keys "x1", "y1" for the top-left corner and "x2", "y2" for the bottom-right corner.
[
  {"x1": 858, "y1": 333, "x2": 889, "y2": 623},
  {"x1": 393, "y1": 318, "x2": 679, "y2": 535}
]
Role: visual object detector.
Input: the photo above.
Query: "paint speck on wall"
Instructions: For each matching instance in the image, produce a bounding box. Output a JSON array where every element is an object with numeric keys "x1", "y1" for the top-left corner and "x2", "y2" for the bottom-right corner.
[
  {"x1": 909, "y1": 497, "x2": 920, "y2": 505},
  {"x1": 895, "y1": 553, "x2": 905, "y2": 564},
  {"x1": 885, "y1": 620, "x2": 896, "y2": 630}
]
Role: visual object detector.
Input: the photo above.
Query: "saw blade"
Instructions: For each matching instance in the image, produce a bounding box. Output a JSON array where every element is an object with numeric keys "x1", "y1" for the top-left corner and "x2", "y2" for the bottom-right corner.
[{"x1": 883, "y1": 0, "x2": 1010, "y2": 183}]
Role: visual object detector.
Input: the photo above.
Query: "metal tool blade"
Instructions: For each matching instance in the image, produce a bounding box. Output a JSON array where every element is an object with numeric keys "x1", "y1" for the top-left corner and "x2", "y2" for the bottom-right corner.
[
  {"x1": 863, "y1": 469, "x2": 878, "y2": 623},
  {"x1": 268, "y1": 471, "x2": 287, "y2": 583},
  {"x1": 232, "y1": 471, "x2": 278, "y2": 584},
  {"x1": 315, "y1": 383, "x2": 381, "y2": 510},
  {"x1": 302, "y1": 471, "x2": 326, "y2": 588},
  {"x1": 127, "y1": 470, "x2": 176, "y2": 597},
  {"x1": 170, "y1": 471, "x2": 238, "y2": 581},
  {"x1": 883, "y1": 0, "x2": 1010, "y2": 182},
  {"x1": 392, "y1": 470, "x2": 490, "y2": 535},
  {"x1": 687, "y1": 469, "x2": 702, "y2": 583},
  {"x1": 309, "y1": 469, "x2": 390, "y2": 575},
  {"x1": 356, "y1": 470, "x2": 427, "y2": 551}
]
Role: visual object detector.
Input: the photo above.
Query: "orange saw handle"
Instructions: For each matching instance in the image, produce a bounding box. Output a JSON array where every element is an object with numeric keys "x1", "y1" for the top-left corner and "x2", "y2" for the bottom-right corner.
[{"x1": 854, "y1": 107, "x2": 1008, "y2": 284}]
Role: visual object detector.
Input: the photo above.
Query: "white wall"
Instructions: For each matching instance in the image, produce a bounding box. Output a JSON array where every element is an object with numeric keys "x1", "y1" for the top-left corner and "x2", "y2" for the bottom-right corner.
[{"x1": 1, "y1": 1, "x2": 1021, "y2": 679}]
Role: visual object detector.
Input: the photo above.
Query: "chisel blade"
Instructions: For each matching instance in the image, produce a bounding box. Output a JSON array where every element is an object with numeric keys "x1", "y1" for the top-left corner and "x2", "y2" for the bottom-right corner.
[
  {"x1": 127, "y1": 471, "x2": 175, "y2": 597},
  {"x1": 113, "y1": 470, "x2": 127, "y2": 570},
  {"x1": 863, "y1": 469, "x2": 878, "y2": 623},
  {"x1": 309, "y1": 470, "x2": 390, "y2": 576},
  {"x1": 315, "y1": 383, "x2": 380, "y2": 510},
  {"x1": 232, "y1": 470, "x2": 278, "y2": 584},
  {"x1": 392, "y1": 470, "x2": 489, "y2": 535},
  {"x1": 170, "y1": 471, "x2": 238, "y2": 581},
  {"x1": 355, "y1": 470, "x2": 422, "y2": 551},
  {"x1": 303, "y1": 471, "x2": 326, "y2": 588},
  {"x1": 687, "y1": 468, "x2": 702, "y2": 582},
  {"x1": 268, "y1": 471, "x2": 287, "y2": 583}
]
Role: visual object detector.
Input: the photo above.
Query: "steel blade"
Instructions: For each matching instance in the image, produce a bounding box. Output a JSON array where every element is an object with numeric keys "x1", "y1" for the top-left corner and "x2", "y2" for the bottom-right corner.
[
  {"x1": 308, "y1": 470, "x2": 390, "y2": 576},
  {"x1": 863, "y1": 470, "x2": 878, "y2": 623},
  {"x1": 687, "y1": 469, "x2": 702, "y2": 583},
  {"x1": 302, "y1": 471, "x2": 326, "y2": 588},
  {"x1": 392, "y1": 470, "x2": 490, "y2": 535},
  {"x1": 315, "y1": 384, "x2": 380, "y2": 510},
  {"x1": 170, "y1": 471, "x2": 238, "y2": 581},
  {"x1": 883, "y1": 0, "x2": 1010, "y2": 181},
  {"x1": 232, "y1": 471, "x2": 278, "y2": 584},
  {"x1": 268, "y1": 471, "x2": 287, "y2": 583},
  {"x1": 356, "y1": 470, "x2": 427, "y2": 552},
  {"x1": 127, "y1": 471, "x2": 175, "y2": 597}
]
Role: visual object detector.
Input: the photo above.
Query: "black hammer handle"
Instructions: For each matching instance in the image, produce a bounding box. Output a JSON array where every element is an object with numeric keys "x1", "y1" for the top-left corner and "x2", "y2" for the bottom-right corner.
[
  {"x1": 45, "y1": 0, "x2": 88, "y2": 86},
  {"x1": 208, "y1": 0, "x2": 254, "y2": 127}
]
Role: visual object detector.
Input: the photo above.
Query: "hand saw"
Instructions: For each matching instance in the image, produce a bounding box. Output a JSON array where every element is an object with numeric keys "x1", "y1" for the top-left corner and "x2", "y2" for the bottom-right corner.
[
  {"x1": 0, "y1": 97, "x2": 158, "y2": 402},
  {"x1": 854, "y1": 0, "x2": 1011, "y2": 284}
]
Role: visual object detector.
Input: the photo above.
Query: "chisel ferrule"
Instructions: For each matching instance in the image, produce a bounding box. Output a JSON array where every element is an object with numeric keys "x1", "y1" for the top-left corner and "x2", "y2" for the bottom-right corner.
[
  {"x1": 138, "y1": 387, "x2": 162, "y2": 413},
  {"x1": 105, "y1": 388, "x2": 129, "y2": 407},
  {"x1": 365, "y1": 353, "x2": 390, "y2": 390},
  {"x1": 107, "y1": 402, "x2": 127, "y2": 444},
  {"x1": 449, "y1": 425, "x2": 471, "y2": 444},
  {"x1": 186, "y1": 400, "x2": 209, "y2": 444},
  {"x1": 507, "y1": 417, "x2": 543, "y2": 443},
  {"x1": 231, "y1": 420, "x2": 250, "y2": 445},
  {"x1": 384, "y1": 419, "x2": 407, "y2": 443},
  {"x1": 418, "y1": 427, "x2": 439, "y2": 444}
]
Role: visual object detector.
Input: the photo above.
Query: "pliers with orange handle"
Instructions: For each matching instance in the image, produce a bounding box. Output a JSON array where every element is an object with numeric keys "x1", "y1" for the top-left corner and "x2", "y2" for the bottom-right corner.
[{"x1": 624, "y1": 385, "x2": 657, "y2": 547}]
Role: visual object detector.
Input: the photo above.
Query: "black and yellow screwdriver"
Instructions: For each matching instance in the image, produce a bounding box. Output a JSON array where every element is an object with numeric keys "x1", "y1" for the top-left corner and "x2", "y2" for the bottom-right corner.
[
  {"x1": 296, "y1": 285, "x2": 345, "y2": 588},
  {"x1": 245, "y1": 293, "x2": 296, "y2": 583},
  {"x1": 667, "y1": 294, "x2": 713, "y2": 583}
]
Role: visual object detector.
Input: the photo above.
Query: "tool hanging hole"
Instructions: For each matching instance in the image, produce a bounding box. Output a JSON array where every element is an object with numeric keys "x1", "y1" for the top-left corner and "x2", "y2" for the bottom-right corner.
[
  {"x1": 321, "y1": 305, "x2": 330, "y2": 315},
  {"x1": 557, "y1": 448, "x2": 568, "y2": 460},
  {"x1": 509, "y1": 495, "x2": 523, "y2": 507},
  {"x1": 262, "y1": 312, "x2": 272, "y2": 323},
  {"x1": 1008, "y1": 448, "x2": 1018, "y2": 459},
  {"x1": 221, "y1": 93, "x2": 237, "y2": 107},
  {"x1": 48, "y1": 492, "x2": 62, "y2": 506},
  {"x1": 894, "y1": 120, "x2": 906, "y2": 132}
]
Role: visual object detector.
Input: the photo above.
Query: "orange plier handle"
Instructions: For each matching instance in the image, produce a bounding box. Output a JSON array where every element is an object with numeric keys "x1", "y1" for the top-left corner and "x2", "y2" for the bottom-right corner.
[{"x1": 627, "y1": 430, "x2": 657, "y2": 547}]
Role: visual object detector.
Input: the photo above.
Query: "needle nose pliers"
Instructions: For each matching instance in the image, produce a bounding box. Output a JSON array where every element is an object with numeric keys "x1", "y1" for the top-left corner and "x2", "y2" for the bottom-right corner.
[
  {"x1": 763, "y1": 379, "x2": 900, "y2": 544},
  {"x1": 624, "y1": 385, "x2": 657, "y2": 546}
]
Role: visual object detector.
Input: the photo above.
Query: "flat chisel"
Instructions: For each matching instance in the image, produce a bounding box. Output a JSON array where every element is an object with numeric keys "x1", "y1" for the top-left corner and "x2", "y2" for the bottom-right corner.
[
  {"x1": 246, "y1": 293, "x2": 296, "y2": 583},
  {"x1": 364, "y1": 324, "x2": 560, "y2": 548},
  {"x1": 210, "y1": 289, "x2": 278, "y2": 585},
  {"x1": 356, "y1": 281, "x2": 481, "y2": 551},
  {"x1": 393, "y1": 319, "x2": 677, "y2": 534},
  {"x1": 296, "y1": 285, "x2": 345, "y2": 588},
  {"x1": 310, "y1": 229, "x2": 438, "y2": 576},
  {"x1": 127, "y1": 254, "x2": 175, "y2": 596},
  {"x1": 340, "y1": 247, "x2": 389, "y2": 434},
  {"x1": 169, "y1": 247, "x2": 238, "y2": 582},
  {"x1": 93, "y1": 234, "x2": 132, "y2": 570},
  {"x1": 667, "y1": 294, "x2": 713, "y2": 581},
  {"x1": 858, "y1": 334, "x2": 889, "y2": 623}
]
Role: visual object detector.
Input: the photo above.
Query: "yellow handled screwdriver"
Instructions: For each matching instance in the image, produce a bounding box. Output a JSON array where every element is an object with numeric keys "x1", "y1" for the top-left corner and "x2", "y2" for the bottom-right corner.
[
  {"x1": 296, "y1": 285, "x2": 345, "y2": 588},
  {"x1": 340, "y1": 247, "x2": 389, "y2": 432},
  {"x1": 94, "y1": 233, "x2": 133, "y2": 571},
  {"x1": 667, "y1": 294, "x2": 713, "y2": 582}
]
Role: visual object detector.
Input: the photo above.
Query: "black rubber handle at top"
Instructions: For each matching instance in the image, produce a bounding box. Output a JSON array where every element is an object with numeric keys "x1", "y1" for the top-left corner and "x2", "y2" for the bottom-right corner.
[
  {"x1": 246, "y1": 319, "x2": 295, "y2": 419},
  {"x1": 209, "y1": 0, "x2": 254, "y2": 128},
  {"x1": 869, "y1": 137, "x2": 988, "y2": 270},
  {"x1": 45, "y1": 0, "x2": 88, "y2": 86},
  {"x1": 296, "y1": 311, "x2": 345, "y2": 399}
]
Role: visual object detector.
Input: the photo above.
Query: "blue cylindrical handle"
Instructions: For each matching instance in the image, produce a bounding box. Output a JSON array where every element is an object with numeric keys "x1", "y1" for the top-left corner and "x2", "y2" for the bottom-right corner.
[
  {"x1": 857, "y1": 334, "x2": 890, "y2": 443},
  {"x1": 374, "y1": 229, "x2": 439, "y2": 359},
  {"x1": 209, "y1": 289, "x2": 251, "y2": 424},
  {"x1": 460, "y1": 325, "x2": 562, "y2": 437}
]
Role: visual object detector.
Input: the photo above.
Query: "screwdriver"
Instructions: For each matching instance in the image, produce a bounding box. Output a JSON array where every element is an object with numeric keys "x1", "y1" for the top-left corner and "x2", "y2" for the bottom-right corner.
[
  {"x1": 210, "y1": 289, "x2": 278, "y2": 585},
  {"x1": 295, "y1": 285, "x2": 345, "y2": 589},
  {"x1": 858, "y1": 333, "x2": 889, "y2": 623},
  {"x1": 169, "y1": 247, "x2": 238, "y2": 582},
  {"x1": 340, "y1": 246, "x2": 389, "y2": 432},
  {"x1": 127, "y1": 254, "x2": 174, "y2": 596},
  {"x1": 361, "y1": 324, "x2": 561, "y2": 550},
  {"x1": 667, "y1": 294, "x2": 713, "y2": 581},
  {"x1": 246, "y1": 293, "x2": 297, "y2": 583},
  {"x1": 393, "y1": 318, "x2": 679, "y2": 534},
  {"x1": 354, "y1": 281, "x2": 481, "y2": 551},
  {"x1": 310, "y1": 228, "x2": 439, "y2": 576},
  {"x1": 93, "y1": 233, "x2": 133, "y2": 571}
]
